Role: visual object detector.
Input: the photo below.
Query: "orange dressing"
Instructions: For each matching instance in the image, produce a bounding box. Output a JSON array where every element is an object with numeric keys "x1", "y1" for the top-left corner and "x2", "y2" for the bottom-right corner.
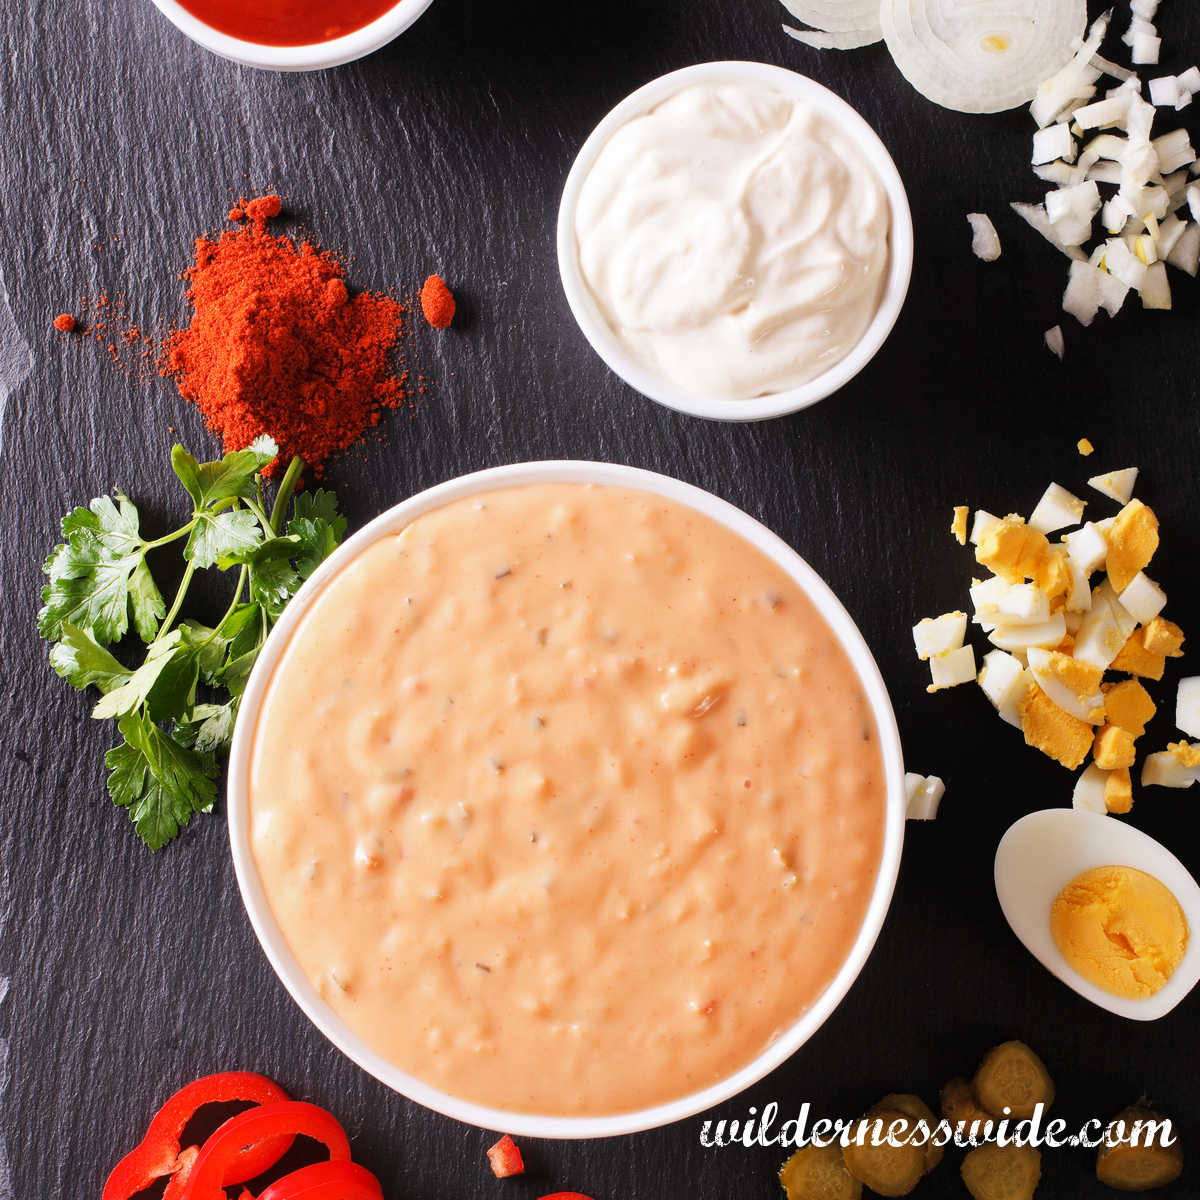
[{"x1": 248, "y1": 484, "x2": 887, "y2": 1115}]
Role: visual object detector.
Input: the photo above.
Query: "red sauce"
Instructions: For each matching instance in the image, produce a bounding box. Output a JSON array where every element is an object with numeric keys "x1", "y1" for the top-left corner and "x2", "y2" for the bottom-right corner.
[{"x1": 176, "y1": 0, "x2": 400, "y2": 46}]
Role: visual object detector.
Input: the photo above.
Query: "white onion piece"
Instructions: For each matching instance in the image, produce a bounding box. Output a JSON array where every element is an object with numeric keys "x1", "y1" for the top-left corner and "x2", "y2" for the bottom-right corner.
[
  {"x1": 1063, "y1": 260, "x2": 1104, "y2": 325},
  {"x1": 1167, "y1": 222, "x2": 1200, "y2": 275},
  {"x1": 1140, "y1": 260, "x2": 1172, "y2": 307},
  {"x1": 1030, "y1": 11, "x2": 1110, "y2": 127},
  {"x1": 881, "y1": 0, "x2": 1086, "y2": 114},
  {"x1": 1132, "y1": 31, "x2": 1162, "y2": 66},
  {"x1": 967, "y1": 212, "x2": 1002, "y2": 261},
  {"x1": 780, "y1": 0, "x2": 882, "y2": 36},
  {"x1": 1011, "y1": 200, "x2": 1086, "y2": 260},
  {"x1": 1092, "y1": 53, "x2": 1135, "y2": 84},
  {"x1": 1044, "y1": 325, "x2": 1065, "y2": 359},
  {"x1": 782, "y1": 24, "x2": 881, "y2": 49}
]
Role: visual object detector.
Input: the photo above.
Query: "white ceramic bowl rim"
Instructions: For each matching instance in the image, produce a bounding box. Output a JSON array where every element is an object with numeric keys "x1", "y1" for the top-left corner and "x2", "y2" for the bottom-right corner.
[
  {"x1": 228, "y1": 461, "x2": 907, "y2": 1138},
  {"x1": 557, "y1": 61, "x2": 915, "y2": 423},
  {"x1": 147, "y1": 0, "x2": 436, "y2": 71}
]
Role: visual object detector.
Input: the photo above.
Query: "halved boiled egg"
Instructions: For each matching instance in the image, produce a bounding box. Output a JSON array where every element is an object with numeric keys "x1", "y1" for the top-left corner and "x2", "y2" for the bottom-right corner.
[{"x1": 995, "y1": 808, "x2": 1200, "y2": 1019}]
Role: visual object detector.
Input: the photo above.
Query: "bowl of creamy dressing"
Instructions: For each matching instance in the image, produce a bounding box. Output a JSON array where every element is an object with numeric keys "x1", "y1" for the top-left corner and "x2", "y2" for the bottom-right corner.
[
  {"x1": 558, "y1": 63, "x2": 914, "y2": 421},
  {"x1": 227, "y1": 461, "x2": 905, "y2": 1137}
]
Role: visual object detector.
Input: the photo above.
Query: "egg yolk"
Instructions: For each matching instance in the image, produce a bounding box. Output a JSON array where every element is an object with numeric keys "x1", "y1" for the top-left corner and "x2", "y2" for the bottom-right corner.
[{"x1": 1050, "y1": 865, "x2": 1188, "y2": 1000}]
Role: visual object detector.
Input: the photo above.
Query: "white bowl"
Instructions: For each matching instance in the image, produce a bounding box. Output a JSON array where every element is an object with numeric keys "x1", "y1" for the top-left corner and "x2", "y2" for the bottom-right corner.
[
  {"x1": 557, "y1": 61, "x2": 914, "y2": 423},
  {"x1": 228, "y1": 460, "x2": 907, "y2": 1137},
  {"x1": 148, "y1": 0, "x2": 436, "y2": 71}
]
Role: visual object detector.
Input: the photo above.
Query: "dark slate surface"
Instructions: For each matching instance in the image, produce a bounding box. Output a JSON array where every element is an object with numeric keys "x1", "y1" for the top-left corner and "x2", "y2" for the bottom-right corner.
[{"x1": 2, "y1": 0, "x2": 1199, "y2": 1196}]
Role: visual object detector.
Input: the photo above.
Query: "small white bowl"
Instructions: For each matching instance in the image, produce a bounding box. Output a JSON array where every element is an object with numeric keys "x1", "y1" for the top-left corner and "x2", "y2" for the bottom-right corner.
[
  {"x1": 147, "y1": 0, "x2": 436, "y2": 71},
  {"x1": 228, "y1": 460, "x2": 906, "y2": 1138},
  {"x1": 557, "y1": 62, "x2": 914, "y2": 423},
  {"x1": 995, "y1": 808, "x2": 1200, "y2": 1021}
]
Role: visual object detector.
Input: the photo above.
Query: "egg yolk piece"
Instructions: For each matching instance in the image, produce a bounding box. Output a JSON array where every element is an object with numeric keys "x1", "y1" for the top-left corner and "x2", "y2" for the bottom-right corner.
[{"x1": 1050, "y1": 865, "x2": 1188, "y2": 999}]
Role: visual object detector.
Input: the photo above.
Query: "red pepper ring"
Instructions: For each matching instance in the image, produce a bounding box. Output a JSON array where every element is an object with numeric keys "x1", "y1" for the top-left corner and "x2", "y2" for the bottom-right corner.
[
  {"x1": 102, "y1": 1071, "x2": 292, "y2": 1200},
  {"x1": 180, "y1": 1101, "x2": 352, "y2": 1200},
  {"x1": 256, "y1": 1161, "x2": 384, "y2": 1200}
]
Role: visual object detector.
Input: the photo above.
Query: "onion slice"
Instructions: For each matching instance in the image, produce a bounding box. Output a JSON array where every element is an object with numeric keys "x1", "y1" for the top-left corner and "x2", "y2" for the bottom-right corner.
[
  {"x1": 881, "y1": 0, "x2": 1086, "y2": 114},
  {"x1": 783, "y1": 24, "x2": 881, "y2": 49},
  {"x1": 780, "y1": 0, "x2": 882, "y2": 38}
]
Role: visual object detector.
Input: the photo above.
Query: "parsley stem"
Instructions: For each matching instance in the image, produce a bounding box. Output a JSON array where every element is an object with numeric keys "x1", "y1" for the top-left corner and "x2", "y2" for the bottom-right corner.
[
  {"x1": 268, "y1": 455, "x2": 305, "y2": 535},
  {"x1": 158, "y1": 561, "x2": 197, "y2": 639},
  {"x1": 142, "y1": 523, "x2": 196, "y2": 553}
]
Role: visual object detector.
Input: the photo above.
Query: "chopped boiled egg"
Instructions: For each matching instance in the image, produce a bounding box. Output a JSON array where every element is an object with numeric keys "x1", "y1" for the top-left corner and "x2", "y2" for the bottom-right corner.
[
  {"x1": 976, "y1": 518, "x2": 1049, "y2": 582},
  {"x1": 1105, "y1": 498, "x2": 1160, "y2": 592},
  {"x1": 1169, "y1": 741, "x2": 1200, "y2": 768},
  {"x1": 970, "y1": 510, "x2": 1002, "y2": 546},
  {"x1": 1029, "y1": 482, "x2": 1086, "y2": 534},
  {"x1": 1077, "y1": 437, "x2": 1095, "y2": 456},
  {"x1": 1062, "y1": 522, "x2": 1108, "y2": 574},
  {"x1": 928, "y1": 644, "x2": 977, "y2": 692},
  {"x1": 1088, "y1": 467, "x2": 1139, "y2": 505},
  {"x1": 1094, "y1": 723, "x2": 1138, "y2": 769},
  {"x1": 1101, "y1": 678, "x2": 1156, "y2": 736},
  {"x1": 951, "y1": 506, "x2": 969, "y2": 545},
  {"x1": 1072, "y1": 762, "x2": 1109, "y2": 812},
  {"x1": 1045, "y1": 325, "x2": 1065, "y2": 360},
  {"x1": 1074, "y1": 580, "x2": 1138, "y2": 669},
  {"x1": 1143, "y1": 617, "x2": 1185, "y2": 656},
  {"x1": 913, "y1": 612, "x2": 967, "y2": 660},
  {"x1": 1027, "y1": 648, "x2": 1105, "y2": 722},
  {"x1": 1019, "y1": 682, "x2": 1094, "y2": 769},
  {"x1": 978, "y1": 649, "x2": 1030, "y2": 728},
  {"x1": 1178, "y1": 677, "x2": 1200, "y2": 738},
  {"x1": 1104, "y1": 766, "x2": 1134, "y2": 813},
  {"x1": 1117, "y1": 571, "x2": 1166, "y2": 624},
  {"x1": 997, "y1": 583, "x2": 1051, "y2": 623},
  {"x1": 905, "y1": 773, "x2": 945, "y2": 820},
  {"x1": 1142, "y1": 751, "x2": 1198, "y2": 788},
  {"x1": 1111, "y1": 631, "x2": 1166, "y2": 680},
  {"x1": 989, "y1": 613, "x2": 1067, "y2": 654}
]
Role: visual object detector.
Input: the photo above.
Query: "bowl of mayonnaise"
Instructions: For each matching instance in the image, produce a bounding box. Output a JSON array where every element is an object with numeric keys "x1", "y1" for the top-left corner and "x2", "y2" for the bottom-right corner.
[{"x1": 557, "y1": 61, "x2": 913, "y2": 422}]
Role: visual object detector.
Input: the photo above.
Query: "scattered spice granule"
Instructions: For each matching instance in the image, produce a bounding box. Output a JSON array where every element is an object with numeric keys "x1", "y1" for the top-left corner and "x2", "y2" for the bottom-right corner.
[
  {"x1": 159, "y1": 195, "x2": 409, "y2": 477},
  {"x1": 52, "y1": 313, "x2": 76, "y2": 333},
  {"x1": 419, "y1": 273, "x2": 455, "y2": 328}
]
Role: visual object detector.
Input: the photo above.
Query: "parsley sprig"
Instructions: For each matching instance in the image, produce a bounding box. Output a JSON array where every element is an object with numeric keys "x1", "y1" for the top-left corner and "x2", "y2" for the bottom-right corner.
[{"x1": 38, "y1": 437, "x2": 346, "y2": 849}]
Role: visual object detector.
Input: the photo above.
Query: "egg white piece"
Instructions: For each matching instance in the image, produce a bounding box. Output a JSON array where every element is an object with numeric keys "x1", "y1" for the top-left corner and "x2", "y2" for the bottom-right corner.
[{"x1": 995, "y1": 808, "x2": 1200, "y2": 1019}]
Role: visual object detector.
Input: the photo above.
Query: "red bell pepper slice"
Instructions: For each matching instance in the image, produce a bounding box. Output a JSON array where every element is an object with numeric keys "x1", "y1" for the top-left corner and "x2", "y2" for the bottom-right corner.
[
  {"x1": 180, "y1": 1101, "x2": 351, "y2": 1200},
  {"x1": 256, "y1": 1160, "x2": 384, "y2": 1200},
  {"x1": 102, "y1": 1071, "x2": 292, "y2": 1200},
  {"x1": 487, "y1": 1134, "x2": 525, "y2": 1178},
  {"x1": 538, "y1": 1194, "x2": 597, "y2": 1200}
]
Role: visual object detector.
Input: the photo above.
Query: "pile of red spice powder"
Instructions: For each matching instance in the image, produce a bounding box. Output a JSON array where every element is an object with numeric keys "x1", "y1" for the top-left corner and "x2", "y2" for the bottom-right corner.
[{"x1": 159, "y1": 195, "x2": 408, "y2": 476}]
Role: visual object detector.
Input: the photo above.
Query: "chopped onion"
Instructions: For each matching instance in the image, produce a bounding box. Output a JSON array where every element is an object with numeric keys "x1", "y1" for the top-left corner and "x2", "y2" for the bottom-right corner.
[
  {"x1": 1140, "y1": 259, "x2": 1172, "y2": 307},
  {"x1": 967, "y1": 212, "x2": 1002, "y2": 261},
  {"x1": 1188, "y1": 183, "x2": 1200, "y2": 222},
  {"x1": 1131, "y1": 0, "x2": 1158, "y2": 18},
  {"x1": 1062, "y1": 260, "x2": 1104, "y2": 325},
  {"x1": 1073, "y1": 93, "x2": 1131, "y2": 130},
  {"x1": 782, "y1": 24, "x2": 885, "y2": 49},
  {"x1": 780, "y1": 0, "x2": 881, "y2": 37},
  {"x1": 1044, "y1": 325, "x2": 1065, "y2": 359},
  {"x1": 1030, "y1": 11, "x2": 1110, "y2": 127},
  {"x1": 1046, "y1": 179, "x2": 1101, "y2": 245},
  {"x1": 1153, "y1": 128, "x2": 1196, "y2": 174},
  {"x1": 1032, "y1": 122, "x2": 1075, "y2": 165},
  {"x1": 1149, "y1": 75, "x2": 1180, "y2": 108},
  {"x1": 1131, "y1": 31, "x2": 1162, "y2": 66},
  {"x1": 881, "y1": 0, "x2": 1087, "y2": 114},
  {"x1": 1034, "y1": 161, "x2": 1076, "y2": 186},
  {"x1": 1178, "y1": 66, "x2": 1200, "y2": 94},
  {"x1": 1167, "y1": 222, "x2": 1200, "y2": 275},
  {"x1": 1010, "y1": 200, "x2": 1087, "y2": 260}
]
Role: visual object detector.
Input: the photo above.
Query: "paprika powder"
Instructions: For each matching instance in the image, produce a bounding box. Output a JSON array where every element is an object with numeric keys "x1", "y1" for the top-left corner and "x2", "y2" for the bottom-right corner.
[{"x1": 160, "y1": 196, "x2": 408, "y2": 476}]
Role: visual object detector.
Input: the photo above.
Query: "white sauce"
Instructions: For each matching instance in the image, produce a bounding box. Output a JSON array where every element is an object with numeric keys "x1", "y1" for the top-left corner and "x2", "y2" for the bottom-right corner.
[{"x1": 575, "y1": 83, "x2": 891, "y2": 401}]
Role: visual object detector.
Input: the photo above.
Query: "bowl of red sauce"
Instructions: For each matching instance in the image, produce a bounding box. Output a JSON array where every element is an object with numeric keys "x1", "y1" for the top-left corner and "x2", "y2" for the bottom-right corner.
[{"x1": 148, "y1": 0, "x2": 436, "y2": 70}]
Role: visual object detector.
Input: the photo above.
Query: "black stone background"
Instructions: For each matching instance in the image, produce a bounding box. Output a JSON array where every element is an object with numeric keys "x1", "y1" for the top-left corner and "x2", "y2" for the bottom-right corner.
[{"x1": 1, "y1": 0, "x2": 1198, "y2": 1196}]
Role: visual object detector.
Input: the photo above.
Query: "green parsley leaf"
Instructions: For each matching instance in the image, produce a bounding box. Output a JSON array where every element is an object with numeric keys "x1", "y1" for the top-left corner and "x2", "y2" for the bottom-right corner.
[
  {"x1": 48, "y1": 623, "x2": 131, "y2": 693},
  {"x1": 172, "y1": 439, "x2": 278, "y2": 509},
  {"x1": 38, "y1": 494, "x2": 165, "y2": 644},
  {"x1": 185, "y1": 508, "x2": 263, "y2": 569},
  {"x1": 288, "y1": 490, "x2": 346, "y2": 582},
  {"x1": 106, "y1": 712, "x2": 217, "y2": 851},
  {"x1": 92, "y1": 630, "x2": 185, "y2": 720},
  {"x1": 178, "y1": 701, "x2": 237, "y2": 754}
]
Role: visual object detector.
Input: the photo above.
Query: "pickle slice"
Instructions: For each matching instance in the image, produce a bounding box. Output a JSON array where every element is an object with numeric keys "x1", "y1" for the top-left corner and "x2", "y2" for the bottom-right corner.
[
  {"x1": 779, "y1": 1143, "x2": 862, "y2": 1200},
  {"x1": 1096, "y1": 1105, "x2": 1183, "y2": 1192},
  {"x1": 973, "y1": 1041, "x2": 1055, "y2": 1120},
  {"x1": 841, "y1": 1110, "x2": 925, "y2": 1197},
  {"x1": 961, "y1": 1143, "x2": 1042, "y2": 1200}
]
